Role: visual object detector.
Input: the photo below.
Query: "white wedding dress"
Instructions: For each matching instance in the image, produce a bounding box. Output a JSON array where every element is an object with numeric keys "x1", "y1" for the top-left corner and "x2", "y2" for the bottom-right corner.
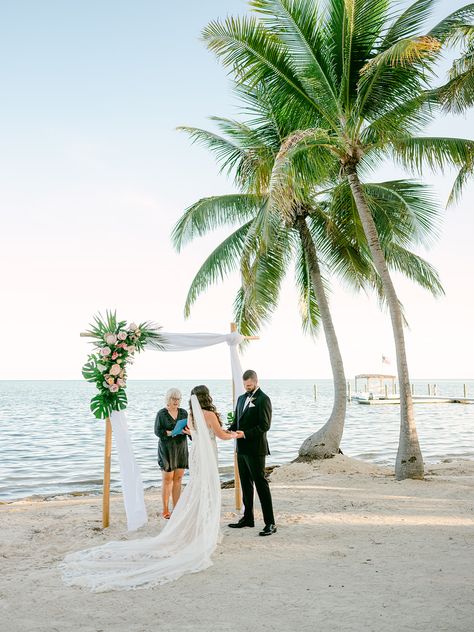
[{"x1": 60, "y1": 395, "x2": 221, "y2": 592}]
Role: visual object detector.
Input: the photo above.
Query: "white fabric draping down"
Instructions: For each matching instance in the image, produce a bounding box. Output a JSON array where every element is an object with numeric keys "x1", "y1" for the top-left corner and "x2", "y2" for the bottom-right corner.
[
  {"x1": 111, "y1": 331, "x2": 245, "y2": 531},
  {"x1": 61, "y1": 395, "x2": 221, "y2": 591}
]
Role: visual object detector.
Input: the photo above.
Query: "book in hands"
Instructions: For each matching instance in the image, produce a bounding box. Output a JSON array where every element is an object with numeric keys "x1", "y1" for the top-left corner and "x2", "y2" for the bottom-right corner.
[{"x1": 171, "y1": 418, "x2": 188, "y2": 437}]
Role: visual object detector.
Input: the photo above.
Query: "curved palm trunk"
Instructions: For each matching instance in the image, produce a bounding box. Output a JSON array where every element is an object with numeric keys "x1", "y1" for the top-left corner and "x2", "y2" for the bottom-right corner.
[
  {"x1": 346, "y1": 167, "x2": 423, "y2": 480},
  {"x1": 296, "y1": 216, "x2": 347, "y2": 459}
]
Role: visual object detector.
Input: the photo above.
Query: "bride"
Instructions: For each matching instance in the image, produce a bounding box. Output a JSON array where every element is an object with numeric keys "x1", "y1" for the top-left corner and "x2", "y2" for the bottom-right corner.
[{"x1": 61, "y1": 385, "x2": 236, "y2": 592}]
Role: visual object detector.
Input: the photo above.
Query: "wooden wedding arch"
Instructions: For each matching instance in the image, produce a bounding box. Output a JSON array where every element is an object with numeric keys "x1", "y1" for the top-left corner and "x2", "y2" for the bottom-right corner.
[{"x1": 81, "y1": 322, "x2": 258, "y2": 528}]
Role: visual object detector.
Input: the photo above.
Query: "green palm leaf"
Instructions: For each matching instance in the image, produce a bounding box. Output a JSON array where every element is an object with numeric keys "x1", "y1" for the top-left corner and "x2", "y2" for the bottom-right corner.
[
  {"x1": 183, "y1": 222, "x2": 253, "y2": 317},
  {"x1": 171, "y1": 194, "x2": 262, "y2": 251}
]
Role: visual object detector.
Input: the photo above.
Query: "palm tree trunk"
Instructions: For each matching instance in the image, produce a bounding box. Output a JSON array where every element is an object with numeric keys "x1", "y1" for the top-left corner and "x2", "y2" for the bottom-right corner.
[
  {"x1": 296, "y1": 215, "x2": 347, "y2": 459},
  {"x1": 346, "y1": 166, "x2": 423, "y2": 480}
]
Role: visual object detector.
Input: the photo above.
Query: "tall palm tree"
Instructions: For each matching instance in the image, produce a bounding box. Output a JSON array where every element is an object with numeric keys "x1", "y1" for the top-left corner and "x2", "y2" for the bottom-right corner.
[
  {"x1": 202, "y1": 0, "x2": 474, "y2": 479},
  {"x1": 173, "y1": 86, "x2": 444, "y2": 460}
]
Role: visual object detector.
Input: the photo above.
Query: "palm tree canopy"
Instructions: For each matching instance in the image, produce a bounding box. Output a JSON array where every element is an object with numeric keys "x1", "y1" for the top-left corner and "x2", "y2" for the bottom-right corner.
[
  {"x1": 173, "y1": 85, "x2": 444, "y2": 336},
  {"x1": 202, "y1": 0, "x2": 474, "y2": 202}
]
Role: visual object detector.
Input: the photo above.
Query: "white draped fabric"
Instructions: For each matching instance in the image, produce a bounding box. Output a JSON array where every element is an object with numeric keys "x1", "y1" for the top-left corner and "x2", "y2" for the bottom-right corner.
[
  {"x1": 109, "y1": 411, "x2": 148, "y2": 532},
  {"x1": 111, "y1": 331, "x2": 245, "y2": 531},
  {"x1": 61, "y1": 395, "x2": 221, "y2": 592}
]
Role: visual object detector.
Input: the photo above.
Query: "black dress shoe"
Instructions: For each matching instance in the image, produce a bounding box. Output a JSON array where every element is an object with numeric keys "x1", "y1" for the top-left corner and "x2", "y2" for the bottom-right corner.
[
  {"x1": 259, "y1": 524, "x2": 277, "y2": 536},
  {"x1": 228, "y1": 517, "x2": 255, "y2": 528}
]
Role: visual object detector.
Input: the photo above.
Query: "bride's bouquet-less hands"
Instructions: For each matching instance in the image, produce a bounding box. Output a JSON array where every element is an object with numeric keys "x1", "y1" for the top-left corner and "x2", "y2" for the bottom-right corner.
[{"x1": 82, "y1": 311, "x2": 163, "y2": 419}]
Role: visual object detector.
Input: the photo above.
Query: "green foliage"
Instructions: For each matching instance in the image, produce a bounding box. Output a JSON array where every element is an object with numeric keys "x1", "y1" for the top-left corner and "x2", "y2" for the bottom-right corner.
[{"x1": 81, "y1": 311, "x2": 163, "y2": 419}]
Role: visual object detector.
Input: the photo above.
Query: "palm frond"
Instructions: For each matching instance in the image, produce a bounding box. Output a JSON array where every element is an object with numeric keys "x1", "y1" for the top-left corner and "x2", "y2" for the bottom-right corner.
[
  {"x1": 361, "y1": 36, "x2": 441, "y2": 74},
  {"x1": 183, "y1": 222, "x2": 253, "y2": 317},
  {"x1": 250, "y1": 0, "x2": 341, "y2": 118},
  {"x1": 429, "y1": 4, "x2": 474, "y2": 42},
  {"x1": 382, "y1": 0, "x2": 437, "y2": 47},
  {"x1": 177, "y1": 126, "x2": 248, "y2": 176},
  {"x1": 202, "y1": 15, "x2": 338, "y2": 130},
  {"x1": 392, "y1": 135, "x2": 474, "y2": 174},
  {"x1": 171, "y1": 194, "x2": 262, "y2": 251},
  {"x1": 384, "y1": 243, "x2": 445, "y2": 297}
]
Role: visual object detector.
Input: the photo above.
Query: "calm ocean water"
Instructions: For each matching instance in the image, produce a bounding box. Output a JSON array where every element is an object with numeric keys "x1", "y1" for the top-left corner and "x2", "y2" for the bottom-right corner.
[{"x1": 0, "y1": 379, "x2": 473, "y2": 501}]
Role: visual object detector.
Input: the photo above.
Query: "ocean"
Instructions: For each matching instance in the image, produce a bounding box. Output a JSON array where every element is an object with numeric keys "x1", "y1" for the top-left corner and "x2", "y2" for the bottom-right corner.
[{"x1": 1, "y1": 379, "x2": 473, "y2": 501}]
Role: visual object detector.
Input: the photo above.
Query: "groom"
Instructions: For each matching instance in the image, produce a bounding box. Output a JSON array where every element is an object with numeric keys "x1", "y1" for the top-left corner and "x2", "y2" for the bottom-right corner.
[{"x1": 228, "y1": 370, "x2": 276, "y2": 536}]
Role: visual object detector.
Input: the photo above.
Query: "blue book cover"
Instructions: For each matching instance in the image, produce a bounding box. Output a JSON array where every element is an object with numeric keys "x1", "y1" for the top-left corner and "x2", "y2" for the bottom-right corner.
[{"x1": 171, "y1": 418, "x2": 188, "y2": 437}]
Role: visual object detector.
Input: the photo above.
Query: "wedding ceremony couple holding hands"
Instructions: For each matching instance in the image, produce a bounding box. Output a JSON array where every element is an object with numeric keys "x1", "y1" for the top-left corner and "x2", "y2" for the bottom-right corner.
[{"x1": 61, "y1": 369, "x2": 276, "y2": 592}]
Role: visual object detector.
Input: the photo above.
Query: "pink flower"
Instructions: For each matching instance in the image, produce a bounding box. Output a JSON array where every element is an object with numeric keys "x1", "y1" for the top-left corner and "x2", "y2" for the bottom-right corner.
[
  {"x1": 109, "y1": 364, "x2": 121, "y2": 376},
  {"x1": 105, "y1": 333, "x2": 117, "y2": 345},
  {"x1": 111, "y1": 352, "x2": 118, "y2": 360},
  {"x1": 118, "y1": 331, "x2": 127, "y2": 341},
  {"x1": 127, "y1": 345, "x2": 136, "y2": 354},
  {"x1": 117, "y1": 378, "x2": 126, "y2": 387},
  {"x1": 100, "y1": 347, "x2": 111, "y2": 356},
  {"x1": 109, "y1": 384, "x2": 119, "y2": 393}
]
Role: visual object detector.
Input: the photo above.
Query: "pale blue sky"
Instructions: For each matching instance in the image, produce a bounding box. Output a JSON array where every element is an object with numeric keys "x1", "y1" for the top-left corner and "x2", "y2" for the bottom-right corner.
[{"x1": 1, "y1": 0, "x2": 473, "y2": 380}]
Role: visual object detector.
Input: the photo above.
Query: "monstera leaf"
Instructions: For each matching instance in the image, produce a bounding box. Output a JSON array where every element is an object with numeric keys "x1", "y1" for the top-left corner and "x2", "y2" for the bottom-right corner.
[
  {"x1": 113, "y1": 389, "x2": 128, "y2": 412},
  {"x1": 82, "y1": 357, "x2": 102, "y2": 384},
  {"x1": 90, "y1": 394, "x2": 112, "y2": 419}
]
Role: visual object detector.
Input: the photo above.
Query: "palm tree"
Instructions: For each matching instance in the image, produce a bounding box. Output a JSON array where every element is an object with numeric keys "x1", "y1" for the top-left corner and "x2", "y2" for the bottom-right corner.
[
  {"x1": 173, "y1": 86, "x2": 444, "y2": 460},
  {"x1": 202, "y1": 0, "x2": 474, "y2": 479}
]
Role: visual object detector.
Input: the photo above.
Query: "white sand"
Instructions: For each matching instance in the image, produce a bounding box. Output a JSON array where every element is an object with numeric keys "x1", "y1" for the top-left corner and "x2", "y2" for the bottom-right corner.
[{"x1": 1, "y1": 455, "x2": 473, "y2": 632}]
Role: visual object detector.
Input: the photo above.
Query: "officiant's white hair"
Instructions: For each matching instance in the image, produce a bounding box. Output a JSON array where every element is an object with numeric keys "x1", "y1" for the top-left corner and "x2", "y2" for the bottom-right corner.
[{"x1": 165, "y1": 388, "x2": 182, "y2": 404}]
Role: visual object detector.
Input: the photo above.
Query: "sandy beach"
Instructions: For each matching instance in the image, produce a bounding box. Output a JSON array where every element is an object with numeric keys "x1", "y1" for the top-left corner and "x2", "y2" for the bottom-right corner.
[{"x1": 1, "y1": 455, "x2": 473, "y2": 632}]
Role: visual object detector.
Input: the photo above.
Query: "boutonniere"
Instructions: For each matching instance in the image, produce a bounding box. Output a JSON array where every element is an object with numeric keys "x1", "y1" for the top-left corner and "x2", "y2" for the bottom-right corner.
[{"x1": 248, "y1": 396, "x2": 256, "y2": 408}]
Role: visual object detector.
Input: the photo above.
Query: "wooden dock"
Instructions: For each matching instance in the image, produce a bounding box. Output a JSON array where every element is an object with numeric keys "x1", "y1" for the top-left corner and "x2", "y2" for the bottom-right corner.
[{"x1": 353, "y1": 396, "x2": 474, "y2": 405}]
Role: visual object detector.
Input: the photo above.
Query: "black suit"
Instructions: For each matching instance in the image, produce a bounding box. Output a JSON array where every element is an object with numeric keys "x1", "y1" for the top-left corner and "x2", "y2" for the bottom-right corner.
[{"x1": 229, "y1": 388, "x2": 275, "y2": 526}]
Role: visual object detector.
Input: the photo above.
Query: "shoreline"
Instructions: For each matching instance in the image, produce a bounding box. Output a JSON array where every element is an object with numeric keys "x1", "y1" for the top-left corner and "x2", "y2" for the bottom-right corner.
[{"x1": 3, "y1": 454, "x2": 474, "y2": 505}]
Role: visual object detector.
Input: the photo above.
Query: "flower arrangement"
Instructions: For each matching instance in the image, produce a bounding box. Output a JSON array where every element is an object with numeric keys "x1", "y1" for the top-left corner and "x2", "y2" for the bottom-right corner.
[{"x1": 82, "y1": 311, "x2": 164, "y2": 419}]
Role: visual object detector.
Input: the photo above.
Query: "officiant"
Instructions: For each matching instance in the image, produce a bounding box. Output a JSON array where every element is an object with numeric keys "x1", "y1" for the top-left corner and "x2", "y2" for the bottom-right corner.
[{"x1": 154, "y1": 388, "x2": 189, "y2": 519}]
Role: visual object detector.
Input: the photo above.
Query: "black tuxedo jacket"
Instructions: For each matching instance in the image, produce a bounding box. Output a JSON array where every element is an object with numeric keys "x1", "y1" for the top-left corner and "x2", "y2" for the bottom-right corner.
[{"x1": 229, "y1": 388, "x2": 271, "y2": 456}]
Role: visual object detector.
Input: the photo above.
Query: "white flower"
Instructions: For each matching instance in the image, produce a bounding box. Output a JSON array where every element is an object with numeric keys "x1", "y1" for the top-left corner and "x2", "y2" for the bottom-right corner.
[
  {"x1": 117, "y1": 331, "x2": 127, "y2": 341},
  {"x1": 100, "y1": 347, "x2": 111, "y2": 357},
  {"x1": 105, "y1": 333, "x2": 117, "y2": 345},
  {"x1": 127, "y1": 345, "x2": 136, "y2": 354},
  {"x1": 109, "y1": 364, "x2": 121, "y2": 376},
  {"x1": 129, "y1": 322, "x2": 138, "y2": 331},
  {"x1": 117, "y1": 378, "x2": 126, "y2": 387},
  {"x1": 97, "y1": 363, "x2": 106, "y2": 372}
]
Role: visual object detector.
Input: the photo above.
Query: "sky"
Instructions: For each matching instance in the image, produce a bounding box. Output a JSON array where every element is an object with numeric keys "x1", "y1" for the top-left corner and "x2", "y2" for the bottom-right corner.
[{"x1": 0, "y1": 0, "x2": 473, "y2": 381}]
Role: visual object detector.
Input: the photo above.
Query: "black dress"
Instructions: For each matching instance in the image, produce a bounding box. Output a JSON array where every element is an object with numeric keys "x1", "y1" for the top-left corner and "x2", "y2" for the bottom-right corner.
[{"x1": 154, "y1": 407, "x2": 189, "y2": 472}]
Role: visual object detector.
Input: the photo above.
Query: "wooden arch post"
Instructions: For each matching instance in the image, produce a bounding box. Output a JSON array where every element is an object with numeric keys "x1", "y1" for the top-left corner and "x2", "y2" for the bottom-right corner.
[
  {"x1": 80, "y1": 332, "x2": 112, "y2": 528},
  {"x1": 102, "y1": 417, "x2": 112, "y2": 528}
]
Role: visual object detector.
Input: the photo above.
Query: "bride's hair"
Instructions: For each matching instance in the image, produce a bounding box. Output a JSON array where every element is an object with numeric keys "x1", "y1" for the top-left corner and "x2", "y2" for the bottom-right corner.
[{"x1": 189, "y1": 385, "x2": 222, "y2": 426}]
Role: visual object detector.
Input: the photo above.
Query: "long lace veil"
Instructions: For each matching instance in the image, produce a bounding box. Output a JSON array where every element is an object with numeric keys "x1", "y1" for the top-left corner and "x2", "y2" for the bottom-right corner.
[{"x1": 60, "y1": 394, "x2": 222, "y2": 592}]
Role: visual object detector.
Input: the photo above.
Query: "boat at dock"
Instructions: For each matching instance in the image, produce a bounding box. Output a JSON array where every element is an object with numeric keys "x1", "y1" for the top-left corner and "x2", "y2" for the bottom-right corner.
[
  {"x1": 353, "y1": 394, "x2": 474, "y2": 405},
  {"x1": 350, "y1": 374, "x2": 474, "y2": 404}
]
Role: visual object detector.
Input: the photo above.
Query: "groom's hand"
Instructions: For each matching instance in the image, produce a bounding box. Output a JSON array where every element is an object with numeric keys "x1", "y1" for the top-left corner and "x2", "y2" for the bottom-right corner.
[{"x1": 234, "y1": 430, "x2": 245, "y2": 439}]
